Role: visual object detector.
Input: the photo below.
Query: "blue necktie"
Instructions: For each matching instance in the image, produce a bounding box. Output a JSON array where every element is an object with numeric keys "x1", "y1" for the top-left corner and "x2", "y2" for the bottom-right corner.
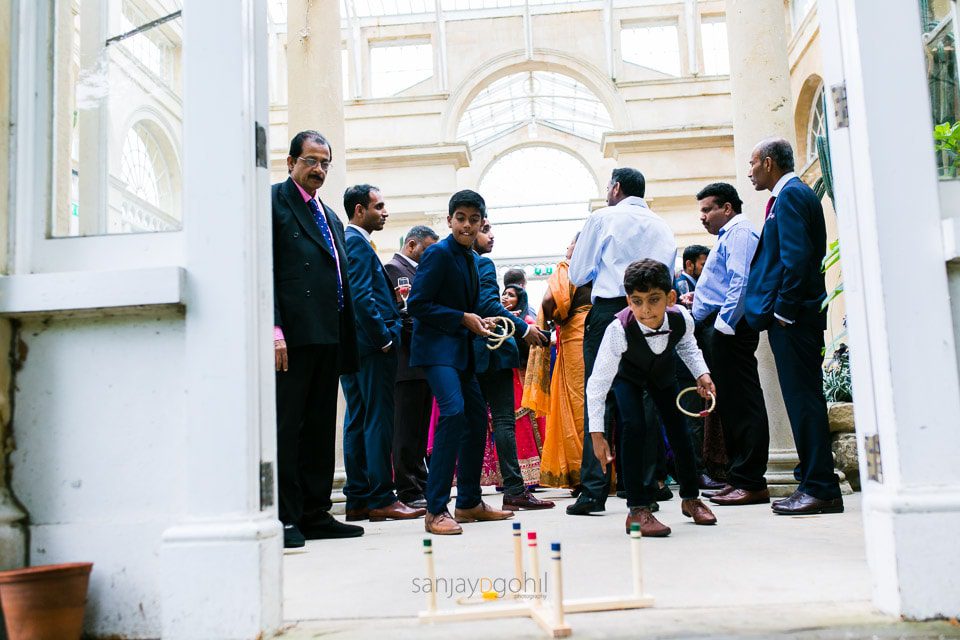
[{"x1": 307, "y1": 198, "x2": 344, "y2": 311}]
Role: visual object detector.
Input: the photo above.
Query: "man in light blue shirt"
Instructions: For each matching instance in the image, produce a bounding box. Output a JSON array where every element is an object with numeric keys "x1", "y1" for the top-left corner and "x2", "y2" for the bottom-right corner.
[
  {"x1": 566, "y1": 167, "x2": 677, "y2": 516},
  {"x1": 689, "y1": 183, "x2": 771, "y2": 507}
]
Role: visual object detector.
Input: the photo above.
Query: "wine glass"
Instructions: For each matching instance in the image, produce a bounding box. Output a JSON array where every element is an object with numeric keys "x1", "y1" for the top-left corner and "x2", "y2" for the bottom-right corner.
[{"x1": 397, "y1": 277, "x2": 411, "y2": 311}]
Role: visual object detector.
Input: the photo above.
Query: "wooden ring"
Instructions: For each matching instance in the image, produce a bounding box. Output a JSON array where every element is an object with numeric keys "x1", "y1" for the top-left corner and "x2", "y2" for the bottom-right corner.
[
  {"x1": 675, "y1": 386, "x2": 716, "y2": 418},
  {"x1": 485, "y1": 316, "x2": 516, "y2": 350}
]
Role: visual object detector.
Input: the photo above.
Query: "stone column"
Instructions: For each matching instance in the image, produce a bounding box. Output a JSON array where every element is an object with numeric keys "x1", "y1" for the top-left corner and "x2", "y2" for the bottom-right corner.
[
  {"x1": 0, "y1": 1, "x2": 27, "y2": 569},
  {"x1": 725, "y1": 0, "x2": 799, "y2": 496},
  {"x1": 287, "y1": 0, "x2": 348, "y2": 510}
]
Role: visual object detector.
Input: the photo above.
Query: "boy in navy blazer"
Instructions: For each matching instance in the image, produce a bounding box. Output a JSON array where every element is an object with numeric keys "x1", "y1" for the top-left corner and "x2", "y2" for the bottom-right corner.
[
  {"x1": 341, "y1": 185, "x2": 426, "y2": 523},
  {"x1": 406, "y1": 190, "x2": 515, "y2": 535},
  {"x1": 744, "y1": 138, "x2": 843, "y2": 516}
]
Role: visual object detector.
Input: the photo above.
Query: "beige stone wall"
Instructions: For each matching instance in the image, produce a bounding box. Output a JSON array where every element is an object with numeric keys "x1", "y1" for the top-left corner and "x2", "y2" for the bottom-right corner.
[{"x1": 271, "y1": 2, "x2": 738, "y2": 259}]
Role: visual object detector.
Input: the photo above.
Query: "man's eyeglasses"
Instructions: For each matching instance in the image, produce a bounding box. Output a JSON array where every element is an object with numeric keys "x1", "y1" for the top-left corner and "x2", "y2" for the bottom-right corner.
[{"x1": 296, "y1": 156, "x2": 331, "y2": 171}]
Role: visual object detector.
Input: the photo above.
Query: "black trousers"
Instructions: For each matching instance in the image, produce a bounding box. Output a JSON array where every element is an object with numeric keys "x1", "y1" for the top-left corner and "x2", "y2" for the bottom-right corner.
[
  {"x1": 477, "y1": 369, "x2": 525, "y2": 496},
  {"x1": 768, "y1": 322, "x2": 841, "y2": 500},
  {"x1": 580, "y1": 297, "x2": 627, "y2": 503},
  {"x1": 612, "y1": 378, "x2": 700, "y2": 507},
  {"x1": 392, "y1": 378, "x2": 433, "y2": 504},
  {"x1": 675, "y1": 353, "x2": 706, "y2": 476},
  {"x1": 700, "y1": 317, "x2": 770, "y2": 490},
  {"x1": 276, "y1": 344, "x2": 339, "y2": 525}
]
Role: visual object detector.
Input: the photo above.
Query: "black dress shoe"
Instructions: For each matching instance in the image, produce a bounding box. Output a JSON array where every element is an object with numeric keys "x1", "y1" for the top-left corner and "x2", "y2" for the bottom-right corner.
[
  {"x1": 698, "y1": 474, "x2": 726, "y2": 491},
  {"x1": 565, "y1": 494, "x2": 605, "y2": 515},
  {"x1": 655, "y1": 485, "x2": 674, "y2": 502},
  {"x1": 301, "y1": 512, "x2": 365, "y2": 539},
  {"x1": 405, "y1": 498, "x2": 428, "y2": 510},
  {"x1": 616, "y1": 490, "x2": 627, "y2": 499},
  {"x1": 772, "y1": 491, "x2": 844, "y2": 515},
  {"x1": 283, "y1": 524, "x2": 305, "y2": 549}
]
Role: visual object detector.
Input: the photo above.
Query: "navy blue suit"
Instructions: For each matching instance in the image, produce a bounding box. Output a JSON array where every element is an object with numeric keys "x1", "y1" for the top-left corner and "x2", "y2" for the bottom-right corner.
[
  {"x1": 407, "y1": 235, "x2": 502, "y2": 514},
  {"x1": 340, "y1": 226, "x2": 403, "y2": 510},
  {"x1": 745, "y1": 176, "x2": 840, "y2": 500}
]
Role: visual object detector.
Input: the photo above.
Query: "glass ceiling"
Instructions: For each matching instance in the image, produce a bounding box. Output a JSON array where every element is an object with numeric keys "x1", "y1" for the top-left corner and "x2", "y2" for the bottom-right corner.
[
  {"x1": 343, "y1": 0, "x2": 585, "y2": 18},
  {"x1": 457, "y1": 71, "x2": 613, "y2": 148}
]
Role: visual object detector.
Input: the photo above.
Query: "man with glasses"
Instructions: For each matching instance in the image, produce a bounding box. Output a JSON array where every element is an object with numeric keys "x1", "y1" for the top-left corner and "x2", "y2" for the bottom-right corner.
[{"x1": 272, "y1": 130, "x2": 363, "y2": 548}]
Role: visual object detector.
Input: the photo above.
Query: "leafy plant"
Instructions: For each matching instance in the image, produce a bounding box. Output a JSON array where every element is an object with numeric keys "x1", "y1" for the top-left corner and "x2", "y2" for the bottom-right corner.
[
  {"x1": 823, "y1": 343, "x2": 853, "y2": 402},
  {"x1": 934, "y1": 121, "x2": 960, "y2": 178}
]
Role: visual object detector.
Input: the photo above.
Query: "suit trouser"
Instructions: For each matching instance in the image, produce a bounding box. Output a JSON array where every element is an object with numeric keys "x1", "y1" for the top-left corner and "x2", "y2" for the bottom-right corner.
[
  {"x1": 674, "y1": 353, "x2": 706, "y2": 476},
  {"x1": 700, "y1": 317, "x2": 770, "y2": 491},
  {"x1": 341, "y1": 349, "x2": 399, "y2": 510},
  {"x1": 612, "y1": 378, "x2": 700, "y2": 507},
  {"x1": 276, "y1": 344, "x2": 339, "y2": 525},
  {"x1": 392, "y1": 378, "x2": 433, "y2": 503},
  {"x1": 477, "y1": 369, "x2": 526, "y2": 496},
  {"x1": 422, "y1": 365, "x2": 487, "y2": 515},
  {"x1": 768, "y1": 322, "x2": 841, "y2": 500},
  {"x1": 579, "y1": 297, "x2": 627, "y2": 504}
]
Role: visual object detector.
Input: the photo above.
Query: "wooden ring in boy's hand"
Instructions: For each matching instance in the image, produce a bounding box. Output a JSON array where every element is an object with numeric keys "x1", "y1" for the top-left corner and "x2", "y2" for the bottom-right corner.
[
  {"x1": 676, "y1": 386, "x2": 716, "y2": 418},
  {"x1": 485, "y1": 316, "x2": 516, "y2": 351}
]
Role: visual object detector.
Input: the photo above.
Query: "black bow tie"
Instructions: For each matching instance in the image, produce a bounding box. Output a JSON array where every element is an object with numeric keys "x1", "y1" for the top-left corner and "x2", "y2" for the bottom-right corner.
[{"x1": 643, "y1": 329, "x2": 672, "y2": 338}]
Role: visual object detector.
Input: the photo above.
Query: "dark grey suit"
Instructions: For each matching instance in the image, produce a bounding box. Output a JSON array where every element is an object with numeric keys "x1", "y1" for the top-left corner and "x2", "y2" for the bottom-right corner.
[{"x1": 383, "y1": 253, "x2": 431, "y2": 503}]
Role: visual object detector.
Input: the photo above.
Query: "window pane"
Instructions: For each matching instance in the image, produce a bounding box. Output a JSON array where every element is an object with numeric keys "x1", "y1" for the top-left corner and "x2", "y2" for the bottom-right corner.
[
  {"x1": 921, "y1": 0, "x2": 960, "y2": 179},
  {"x1": 701, "y1": 19, "x2": 729, "y2": 76},
  {"x1": 55, "y1": 0, "x2": 183, "y2": 237},
  {"x1": 807, "y1": 85, "x2": 825, "y2": 164},
  {"x1": 369, "y1": 43, "x2": 433, "y2": 98},
  {"x1": 621, "y1": 24, "x2": 681, "y2": 77}
]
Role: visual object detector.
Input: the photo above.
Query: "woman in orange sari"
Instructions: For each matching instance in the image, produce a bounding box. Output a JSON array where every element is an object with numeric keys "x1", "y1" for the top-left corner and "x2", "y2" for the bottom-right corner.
[{"x1": 523, "y1": 234, "x2": 592, "y2": 488}]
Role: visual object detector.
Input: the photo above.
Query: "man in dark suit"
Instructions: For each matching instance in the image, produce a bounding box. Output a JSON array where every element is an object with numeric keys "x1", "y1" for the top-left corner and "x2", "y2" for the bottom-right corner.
[
  {"x1": 273, "y1": 131, "x2": 364, "y2": 548},
  {"x1": 406, "y1": 190, "x2": 514, "y2": 535},
  {"x1": 473, "y1": 219, "x2": 553, "y2": 511},
  {"x1": 744, "y1": 137, "x2": 843, "y2": 516},
  {"x1": 340, "y1": 185, "x2": 426, "y2": 524},
  {"x1": 384, "y1": 226, "x2": 439, "y2": 510}
]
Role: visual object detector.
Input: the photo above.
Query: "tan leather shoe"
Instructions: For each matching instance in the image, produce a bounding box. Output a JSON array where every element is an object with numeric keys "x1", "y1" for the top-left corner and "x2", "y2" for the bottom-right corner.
[
  {"x1": 709, "y1": 488, "x2": 770, "y2": 506},
  {"x1": 425, "y1": 510, "x2": 462, "y2": 535},
  {"x1": 625, "y1": 507, "x2": 671, "y2": 537},
  {"x1": 454, "y1": 500, "x2": 515, "y2": 523},
  {"x1": 681, "y1": 498, "x2": 717, "y2": 525},
  {"x1": 369, "y1": 500, "x2": 427, "y2": 521}
]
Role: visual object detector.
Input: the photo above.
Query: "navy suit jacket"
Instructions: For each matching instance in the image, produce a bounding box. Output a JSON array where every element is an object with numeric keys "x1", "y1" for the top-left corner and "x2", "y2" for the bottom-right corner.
[
  {"x1": 272, "y1": 177, "x2": 359, "y2": 373},
  {"x1": 407, "y1": 235, "x2": 502, "y2": 370},
  {"x1": 473, "y1": 255, "x2": 528, "y2": 374},
  {"x1": 343, "y1": 227, "x2": 402, "y2": 356},
  {"x1": 744, "y1": 176, "x2": 828, "y2": 330}
]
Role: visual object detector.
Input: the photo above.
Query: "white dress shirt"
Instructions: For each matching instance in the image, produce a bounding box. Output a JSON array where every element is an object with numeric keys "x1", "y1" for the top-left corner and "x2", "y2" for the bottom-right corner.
[
  {"x1": 586, "y1": 307, "x2": 709, "y2": 432},
  {"x1": 569, "y1": 196, "x2": 677, "y2": 301}
]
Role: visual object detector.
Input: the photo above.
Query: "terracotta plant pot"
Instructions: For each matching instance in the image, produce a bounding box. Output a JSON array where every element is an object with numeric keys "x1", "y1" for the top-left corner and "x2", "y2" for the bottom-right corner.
[{"x1": 0, "y1": 562, "x2": 93, "y2": 640}]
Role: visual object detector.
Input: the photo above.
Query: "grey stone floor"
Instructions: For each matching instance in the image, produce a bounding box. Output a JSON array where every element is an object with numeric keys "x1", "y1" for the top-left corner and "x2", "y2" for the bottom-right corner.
[{"x1": 279, "y1": 489, "x2": 960, "y2": 639}]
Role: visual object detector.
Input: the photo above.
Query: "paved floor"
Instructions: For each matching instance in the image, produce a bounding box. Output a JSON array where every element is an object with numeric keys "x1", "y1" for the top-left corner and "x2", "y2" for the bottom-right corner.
[{"x1": 279, "y1": 489, "x2": 960, "y2": 639}]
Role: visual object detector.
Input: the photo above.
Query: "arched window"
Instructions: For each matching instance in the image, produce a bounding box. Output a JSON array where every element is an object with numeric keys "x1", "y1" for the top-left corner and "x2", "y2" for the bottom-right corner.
[
  {"x1": 807, "y1": 85, "x2": 826, "y2": 163},
  {"x1": 457, "y1": 71, "x2": 613, "y2": 148},
  {"x1": 478, "y1": 146, "x2": 598, "y2": 303}
]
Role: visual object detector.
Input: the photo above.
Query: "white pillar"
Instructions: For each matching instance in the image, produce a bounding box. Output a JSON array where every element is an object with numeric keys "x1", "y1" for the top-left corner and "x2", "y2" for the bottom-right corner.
[
  {"x1": 159, "y1": 2, "x2": 282, "y2": 637},
  {"x1": 725, "y1": 0, "x2": 799, "y2": 495},
  {"x1": 818, "y1": 0, "x2": 960, "y2": 619}
]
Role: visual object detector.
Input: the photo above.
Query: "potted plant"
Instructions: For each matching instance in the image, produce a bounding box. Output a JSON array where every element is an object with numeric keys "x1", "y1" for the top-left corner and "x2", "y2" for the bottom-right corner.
[{"x1": 0, "y1": 562, "x2": 93, "y2": 639}]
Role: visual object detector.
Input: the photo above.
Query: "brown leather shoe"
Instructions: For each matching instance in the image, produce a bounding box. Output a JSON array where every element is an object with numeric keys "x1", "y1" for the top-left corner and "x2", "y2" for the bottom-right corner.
[
  {"x1": 772, "y1": 492, "x2": 844, "y2": 515},
  {"x1": 710, "y1": 488, "x2": 770, "y2": 506},
  {"x1": 681, "y1": 498, "x2": 717, "y2": 525},
  {"x1": 425, "y1": 510, "x2": 462, "y2": 535},
  {"x1": 702, "y1": 484, "x2": 734, "y2": 499},
  {"x1": 454, "y1": 500, "x2": 515, "y2": 523},
  {"x1": 369, "y1": 500, "x2": 427, "y2": 521},
  {"x1": 771, "y1": 490, "x2": 801, "y2": 508},
  {"x1": 345, "y1": 507, "x2": 369, "y2": 521},
  {"x1": 503, "y1": 490, "x2": 555, "y2": 511},
  {"x1": 625, "y1": 507, "x2": 671, "y2": 537}
]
